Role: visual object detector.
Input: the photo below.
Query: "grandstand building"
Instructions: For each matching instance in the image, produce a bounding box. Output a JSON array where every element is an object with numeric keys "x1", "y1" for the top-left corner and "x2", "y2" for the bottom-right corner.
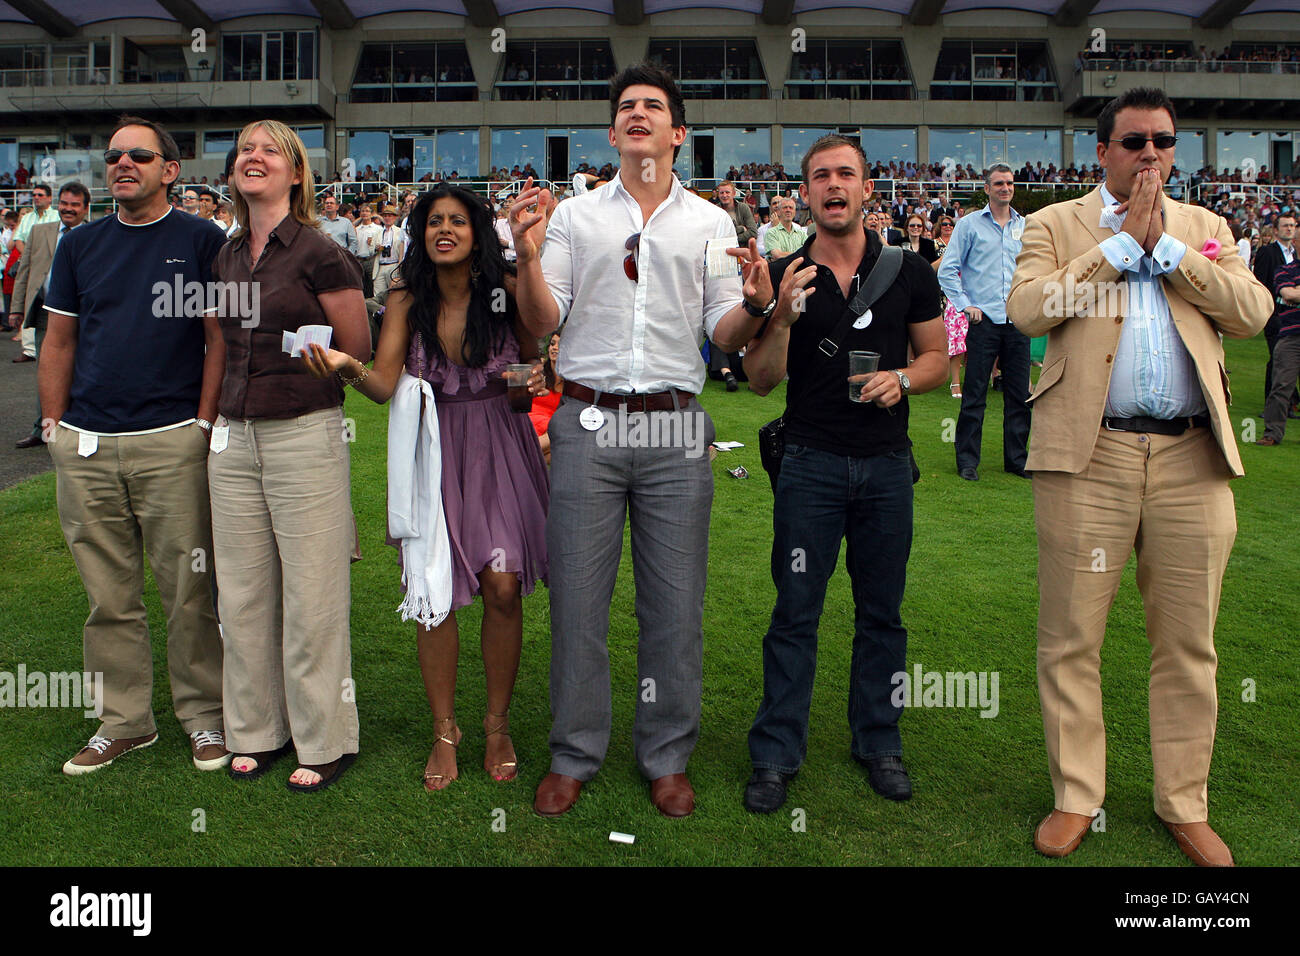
[{"x1": 2, "y1": 0, "x2": 1298, "y2": 192}]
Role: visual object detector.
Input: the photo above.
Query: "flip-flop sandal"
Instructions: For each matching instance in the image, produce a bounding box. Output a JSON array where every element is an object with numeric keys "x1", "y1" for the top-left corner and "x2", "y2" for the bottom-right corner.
[
  {"x1": 286, "y1": 752, "x2": 357, "y2": 793},
  {"x1": 228, "y1": 741, "x2": 295, "y2": 781}
]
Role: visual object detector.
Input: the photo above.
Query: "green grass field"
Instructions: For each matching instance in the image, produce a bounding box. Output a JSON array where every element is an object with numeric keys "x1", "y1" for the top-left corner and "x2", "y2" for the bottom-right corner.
[{"x1": 1, "y1": 335, "x2": 1296, "y2": 867}]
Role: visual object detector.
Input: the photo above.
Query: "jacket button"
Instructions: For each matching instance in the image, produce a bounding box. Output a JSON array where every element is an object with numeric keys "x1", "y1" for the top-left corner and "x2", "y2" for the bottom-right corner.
[
  {"x1": 1105, "y1": 354, "x2": 1113, "y2": 362},
  {"x1": 1115, "y1": 317, "x2": 1123, "y2": 324}
]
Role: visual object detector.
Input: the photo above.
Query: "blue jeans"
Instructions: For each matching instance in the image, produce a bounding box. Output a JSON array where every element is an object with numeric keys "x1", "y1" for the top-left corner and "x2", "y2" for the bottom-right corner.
[
  {"x1": 748, "y1": 442, "x2": 913, "y2": 774},
  {"x1": 956, "y1": 319, "x2": 1031, "y2": 473}
]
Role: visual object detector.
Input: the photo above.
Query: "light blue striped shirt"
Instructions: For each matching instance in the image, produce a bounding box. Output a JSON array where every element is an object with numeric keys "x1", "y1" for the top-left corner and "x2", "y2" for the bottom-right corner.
[
  {"x1": 936, "y1": 203, "x2": 1024, "y2": 325},
  {"x1": 1096, "y1": 182, "x2": 1205, "y2": 418}
]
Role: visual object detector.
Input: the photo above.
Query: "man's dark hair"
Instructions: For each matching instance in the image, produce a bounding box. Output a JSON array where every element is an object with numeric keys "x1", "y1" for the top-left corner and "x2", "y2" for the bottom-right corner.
[
  {"x1": 1097, "y1": 87, "x2": 1177, "y2": 144},
  {"x1": 224, "y1": 146, "x2": 238, "y2": 180},
  {"x1": 31, "y1": 183, "x2": 52, "y2": 198},
  {"x1": 609, "y1": 63, "x2": 686, "y2": 160},
  {"x1": 800, "y1": 134, "x2": 868, "y2": 182},
  {"x1": 110, "y1": 114, "x2": 181, "y2": 163},
  {"x1": 198, "y1": 187, "x2": 219, "y2": 202},
  {"x1": 59, "y1": 181, "x2": 91, "y2": 206}
]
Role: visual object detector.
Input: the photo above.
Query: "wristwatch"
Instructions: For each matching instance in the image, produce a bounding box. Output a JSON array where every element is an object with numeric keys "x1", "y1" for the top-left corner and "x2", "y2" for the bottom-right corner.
[
  {"x1": 893, "y1": 370, "x2": 911, "y2": 394},
  {"x1": 743, "y1": 297, "x2": 777, "y2": 319},
  {"x1": 196, "y1": 419, "x2": 213, "y2": 432}
]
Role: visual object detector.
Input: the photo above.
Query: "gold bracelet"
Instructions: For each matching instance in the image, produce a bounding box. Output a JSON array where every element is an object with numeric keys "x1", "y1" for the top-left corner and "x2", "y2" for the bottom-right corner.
[{"x1": 339, "y1": 363, "x2": 370, "y2": 388}]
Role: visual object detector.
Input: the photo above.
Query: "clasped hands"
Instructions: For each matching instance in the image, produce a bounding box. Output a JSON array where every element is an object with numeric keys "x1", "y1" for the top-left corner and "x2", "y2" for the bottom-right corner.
[{"x1": 1116, "y1": 168, "x2": 1166, "y2": 256}]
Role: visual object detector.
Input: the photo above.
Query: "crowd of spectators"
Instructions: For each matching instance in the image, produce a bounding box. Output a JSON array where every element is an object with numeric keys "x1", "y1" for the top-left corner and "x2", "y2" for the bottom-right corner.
[{"x1": 1077, "y1": 43, "x2": 1300, "y2": 72}]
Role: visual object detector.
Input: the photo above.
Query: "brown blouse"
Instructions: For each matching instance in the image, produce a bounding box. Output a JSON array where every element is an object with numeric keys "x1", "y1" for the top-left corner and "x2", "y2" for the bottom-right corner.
[{"x1": 215, "y1": 214, "x2": 364, "y2": 420}]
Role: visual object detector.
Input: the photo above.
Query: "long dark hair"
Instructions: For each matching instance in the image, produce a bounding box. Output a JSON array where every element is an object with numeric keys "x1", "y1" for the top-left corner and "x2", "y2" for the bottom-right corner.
[{"x1": 403, "y1": 184, "x2": 514, "y2": 368}]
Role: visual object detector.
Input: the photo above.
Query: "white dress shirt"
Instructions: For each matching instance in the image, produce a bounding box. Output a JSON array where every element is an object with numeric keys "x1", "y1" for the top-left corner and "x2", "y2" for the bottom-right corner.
[
  {"x1": 355, "y1": 222, "x2": 383, "y2": 258},
  {"x1": 540, "y1": 173, "x2": 742, "y2": 394}
]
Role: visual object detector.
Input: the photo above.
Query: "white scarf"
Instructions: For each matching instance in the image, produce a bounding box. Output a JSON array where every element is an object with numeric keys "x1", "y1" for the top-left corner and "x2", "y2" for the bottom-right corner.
[{"x1": 387, "y1": 372, "x2": 453, "y2": 627}]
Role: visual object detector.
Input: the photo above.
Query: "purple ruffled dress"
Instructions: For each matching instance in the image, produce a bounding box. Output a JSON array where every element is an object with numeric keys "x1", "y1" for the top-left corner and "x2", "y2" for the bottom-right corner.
[{"x1": 390, "y1": 330, "x2": 549, "y2": 612}]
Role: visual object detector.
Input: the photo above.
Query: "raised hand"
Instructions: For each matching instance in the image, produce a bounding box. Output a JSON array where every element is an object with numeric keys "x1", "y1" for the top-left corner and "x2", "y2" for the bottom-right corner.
[
  {"x1": 510, "y1": 177, "x2": 556, "y2": 265},
  {"x1": 727, "y1": 238, "x2": 773, "y2": 310},
  {"x1": 771, "y1": 256, "x2": 819, "y2": 329}
]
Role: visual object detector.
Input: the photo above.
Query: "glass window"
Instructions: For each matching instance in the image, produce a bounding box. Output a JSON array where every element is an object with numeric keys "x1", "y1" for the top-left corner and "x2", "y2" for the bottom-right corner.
[
  {"x1": 173, "y1": 131, "x2": 197, "y2": 160},
  {"x1": 1071, "y1": 128, "x2": 1099, "y2": 170},
  {"x1": 567, "y1": 128, "x2": 618, "y2": 174},
  {"x1": 492, "y1": 129, "x2": 545, "y2": 175},
  {"x1": 1215, "y1": 131, "x2": 1267, "y2": 178},
  {"x1": 347, "y1": 130, "x2": 391, "y2": 181},
  {"x1": 297, "y1": 31, "x2": 315, "y2": 81},
  {"x1": 649, "y1": 39, "x2": 765, "y2": 99},
  {"x1": 787, "y1": 39, "x2": 909, "y2": 100},
  {"x1": 933, "y1": 40, "x2": 1056, "y2": 102},
  {"x1": 1175, "y1": 130, "x2": 1204, "y2": 174},
  {"x1": 266, "y1": 34, "x2": 282, "y2": 82},
  {"x1": 437, "y1": 129, "x2": 479, "y2": 178},
  {"x1": 1005, "y1": 129, "x2": 1060, "y2": 168},
  {"x1": 294, "y1": 126, "x2": 325, "y2": 150},
  {"x1": 860, "y1": 128, "x2": 917, "y2": 166},
  {"x1": 352, "y1": 42, "x2": 473, "y2": 104},
  {"x1": 929, "y1": 128, "x2": 981, "y2": 171},
  {"x1": 783, "y1": 127, "x2": 834, "y2": 173},
  {"x1": 714, "y1": 128, "x2": 771, "y2": 179},
  {"x1": 204, "y1": 130, "x2": 237, "y2": 156},
  {"x1": 498, "y1": 40, "x2": 610, "y2": 101}
]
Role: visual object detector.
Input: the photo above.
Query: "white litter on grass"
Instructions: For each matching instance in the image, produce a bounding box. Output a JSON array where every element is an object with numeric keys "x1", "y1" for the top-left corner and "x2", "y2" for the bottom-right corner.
[
  {"x1": 609, "y1": 831, "x2": 635, "y2": 845},
  {"x1": 712, "y1": 441, "x2": 745, "y2": 451}
]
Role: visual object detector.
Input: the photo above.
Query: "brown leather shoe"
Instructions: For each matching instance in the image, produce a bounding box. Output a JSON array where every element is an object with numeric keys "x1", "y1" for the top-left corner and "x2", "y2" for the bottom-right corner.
[
  {"x1": 1255, "y1": 437, "x2": 1279, "y2": 446},
  {"x1": 12, "y1": 353, "x2": 35, "y2": 363},
  {"x1": 1033, "y1": 809, "x2": 1093, "y2": 858},
  {"x1": 1159, "y1": 818, "x2": 1234, "y2": 867},
  {"x1": 650, "y1": 772, "x2": 695, "y2": 818},
  {"x1": 15, "y1": 434, "x2": 44, "y2": 449},
  {"x1": 533, "y1": 772, "x2": 582, "y2": 817}
]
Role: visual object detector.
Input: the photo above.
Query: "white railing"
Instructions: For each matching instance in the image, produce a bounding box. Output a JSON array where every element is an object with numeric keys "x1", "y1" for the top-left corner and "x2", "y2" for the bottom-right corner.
[{"x1": 1078, "y1": 58, "x2": 1300, "y2": 75}]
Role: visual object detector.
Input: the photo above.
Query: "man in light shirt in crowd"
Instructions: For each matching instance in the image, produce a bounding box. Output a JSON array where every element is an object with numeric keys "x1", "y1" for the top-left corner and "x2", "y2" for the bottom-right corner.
[
  {"x1": 763, "y1": 196, "x2": 805, "y2": 261},
  {"x1": 511, "y1": 63, "x2": 774, "y2": 820},
  {"x1": 11, "y1": 182, "x2": 59, "y2": 362},
  {"x1": 354, "y1": 202, "x2": 383, "y2": 298},
  {"x1": 318, "y1": 193, "x2": 358, "y2": 255}
]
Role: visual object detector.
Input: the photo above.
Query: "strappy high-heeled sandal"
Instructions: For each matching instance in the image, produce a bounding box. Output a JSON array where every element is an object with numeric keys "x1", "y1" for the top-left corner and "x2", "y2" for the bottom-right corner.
[
  {"x1": 423, "y1": 716, "x2": 461, "y2": 792},
  {"x1": 483, "y1": 711, "x2": 518, "y2": 783}
]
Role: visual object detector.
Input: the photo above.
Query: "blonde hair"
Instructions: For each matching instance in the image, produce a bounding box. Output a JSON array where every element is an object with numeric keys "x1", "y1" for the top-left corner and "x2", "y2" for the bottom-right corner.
[{"x1": 229, "y1": 120, "x2": 317, "y2": 240}]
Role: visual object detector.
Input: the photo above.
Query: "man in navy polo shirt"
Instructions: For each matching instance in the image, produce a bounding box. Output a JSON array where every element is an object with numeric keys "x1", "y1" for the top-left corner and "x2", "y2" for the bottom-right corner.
[{"x1": 39, "y1": 115, "x2": 230, "y2": 776}]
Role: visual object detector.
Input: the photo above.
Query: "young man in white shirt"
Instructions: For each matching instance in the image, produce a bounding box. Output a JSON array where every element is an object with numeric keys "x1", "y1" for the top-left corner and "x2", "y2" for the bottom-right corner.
[{"x1": 512, "y1": 64, "x2": 776, "y2": 819}]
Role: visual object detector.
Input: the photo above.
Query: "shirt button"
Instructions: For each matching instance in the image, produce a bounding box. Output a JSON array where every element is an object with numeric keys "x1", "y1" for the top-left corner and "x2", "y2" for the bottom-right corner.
[
  {"x1": 1105, "y1": 354, "x2": 1113, "y2": 363},
  {"x1": 1123, "y1": 256, "x2": 1132, "y2": 264},
  {"x1": 1139, "y1": 435, "x2": 1148, "y2": 442},
  {"x1": 1115, "y1": 317, "x2": 1123, "y2": 324},
  {"x1": 1162, "y1": 260, "x2": 1171, "y2": 267}
]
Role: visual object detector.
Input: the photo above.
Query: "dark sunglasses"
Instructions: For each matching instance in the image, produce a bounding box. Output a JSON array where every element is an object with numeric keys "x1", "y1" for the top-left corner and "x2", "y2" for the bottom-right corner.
[
  {"x1": 1109, "y1": 134, "x2": 1177, "y2": 151},
  {"x1": 104, "y1": 147, "x2": 167, "y2": 165},
  {"x1": 624, "y1": 232, "x2": 640, "y2": 282}
]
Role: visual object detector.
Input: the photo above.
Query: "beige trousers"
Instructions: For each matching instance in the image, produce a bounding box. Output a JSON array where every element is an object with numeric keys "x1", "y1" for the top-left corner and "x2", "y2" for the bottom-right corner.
[
  {"x1": 1032, "y1": 425, "x2": 1237, "y2": 823},
  {"x1": 49, "y1": 422, "x2": 224, "y2": 738},
  {"x1": 207, "y1": 407, "x2": 359, "y2": 765}
]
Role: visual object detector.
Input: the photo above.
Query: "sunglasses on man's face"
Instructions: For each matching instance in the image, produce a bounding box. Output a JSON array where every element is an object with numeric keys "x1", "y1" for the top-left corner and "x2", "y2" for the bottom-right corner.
[
  {"x1": 1109, "y1": 134, "x2": 1177, "y2": 151},
  {"x1": 104, "y1": 148, "x2": 166, "y2": 165}
]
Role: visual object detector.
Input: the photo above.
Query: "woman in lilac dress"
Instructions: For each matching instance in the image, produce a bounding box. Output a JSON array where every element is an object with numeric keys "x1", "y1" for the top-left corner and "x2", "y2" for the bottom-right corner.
[{"x1": 303, "y1": 184, "x2": 548, "y2": 790}]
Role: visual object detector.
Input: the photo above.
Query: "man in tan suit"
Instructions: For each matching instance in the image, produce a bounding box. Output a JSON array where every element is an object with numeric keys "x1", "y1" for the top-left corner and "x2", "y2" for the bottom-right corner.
[
  {"x1": 9, "y1": 182, "x2": 90, "y2": 448},
  {"x1": 1007, "y1": 88, "x2": 1271, "y2": 867}
]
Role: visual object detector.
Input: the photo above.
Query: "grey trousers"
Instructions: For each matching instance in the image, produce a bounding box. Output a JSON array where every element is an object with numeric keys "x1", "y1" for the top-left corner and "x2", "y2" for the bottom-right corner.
[
  {"x1": 1263, "y1": 335, "x2": 1300, "y2": 443},
  {"x1": 545, "y1": 395, "x2": 715, "y2": 781}
]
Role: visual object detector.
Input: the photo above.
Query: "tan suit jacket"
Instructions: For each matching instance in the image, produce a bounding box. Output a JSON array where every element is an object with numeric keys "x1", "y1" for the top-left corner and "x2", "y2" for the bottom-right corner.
[
  {"x1": 10, "y1": 219, "x2": 62, "y2": 330},
  {"x1": 1007, "y1": 186, "x2": 1272, "y2": 477}
]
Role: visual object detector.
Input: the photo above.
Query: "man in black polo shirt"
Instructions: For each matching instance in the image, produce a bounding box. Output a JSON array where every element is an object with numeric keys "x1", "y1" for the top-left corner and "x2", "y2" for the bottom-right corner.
[
  {"x1": 741, "y1": 134, "x2": 947, "y2": 813},
  {"x1": 40, "y1": 115, "x2": 229, "y2": 776}
]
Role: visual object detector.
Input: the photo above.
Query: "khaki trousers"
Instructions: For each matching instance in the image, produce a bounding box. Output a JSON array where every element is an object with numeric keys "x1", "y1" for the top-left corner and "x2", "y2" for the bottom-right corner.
[
  {"x1": 207, "y1": 407, "x2": 359, "y2": 764},
  {"x1": 49, "y1": 422, "x2": 224, "y2": 738},
  {"x1": 1032, "y1": 425, "x2": 1236, "y2": 823}
]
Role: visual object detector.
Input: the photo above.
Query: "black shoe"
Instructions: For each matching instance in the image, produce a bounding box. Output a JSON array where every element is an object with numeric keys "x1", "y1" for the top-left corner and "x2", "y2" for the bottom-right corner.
[
  {"x1": 858, "y1": 755, "x2": 912, "y2": 801},
  {"x1": 15, "y1": 434, "x2": 44, "y2": 449},
  {"x1": 1005, "y1": 466, "x2": 1029, "y2": 479},
  {"x1": 991, "y1": 374, "x2": 1003, "y2": 392},
  {"x1": 743, "y1": 769, "x2": 793, "y2": 814},
  {"x1": 958, "y1": 467, "x2": 979, "y2": 481},
  {"x1": 724, "y1": 371, "x2": 739, "y2": 392}
]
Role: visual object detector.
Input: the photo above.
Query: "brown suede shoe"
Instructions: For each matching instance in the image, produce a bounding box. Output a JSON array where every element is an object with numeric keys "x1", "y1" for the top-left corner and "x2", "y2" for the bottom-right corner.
[
  {"x1": 1033, "y1": 809, "x2": 1093, "y2": 858},
  {"x1": 650, "y1": 772, "x2": 695, "y2": 818},
  {"x1": 62, "y1": 732, "x2": 159, "y2": 776},
  {"x1": 1159, "y1": 818, "x2": 1234, "y2": 867},
  {"x1": 534, "y1": 772, "x2": 583, "y2": 817}
]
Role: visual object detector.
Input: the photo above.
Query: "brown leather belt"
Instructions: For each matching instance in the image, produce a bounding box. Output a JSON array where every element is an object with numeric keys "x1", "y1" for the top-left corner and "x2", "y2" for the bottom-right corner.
[{"x1": 562, "y1": 381, "x2": 694, "y2": 413}]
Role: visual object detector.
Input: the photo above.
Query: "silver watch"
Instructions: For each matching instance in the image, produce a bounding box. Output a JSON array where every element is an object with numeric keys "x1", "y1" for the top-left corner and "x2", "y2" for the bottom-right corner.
[
  {"x1": 893, "y1": 370, "x2": 910, "y2": 394},
  {"x1": 196, "y1": 419, "x2": 213, "y2": 432}
]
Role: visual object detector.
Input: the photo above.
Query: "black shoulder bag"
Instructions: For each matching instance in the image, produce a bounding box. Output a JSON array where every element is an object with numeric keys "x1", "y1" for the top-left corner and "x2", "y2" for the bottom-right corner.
[{"x1": 758, "y1": 245, "x2": 904, "y2": 490}]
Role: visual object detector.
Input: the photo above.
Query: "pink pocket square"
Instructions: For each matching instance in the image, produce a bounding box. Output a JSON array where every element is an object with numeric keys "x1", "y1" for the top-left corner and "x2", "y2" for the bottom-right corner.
[{"x1": 1200, "y1": 238, "x2": 1221, "y2": 260}]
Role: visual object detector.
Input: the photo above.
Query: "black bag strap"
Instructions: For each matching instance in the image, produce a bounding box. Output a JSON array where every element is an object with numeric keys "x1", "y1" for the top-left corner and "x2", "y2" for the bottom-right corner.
[{"x1": 812, "y1": 244, "x2": 903, "y2": 372}]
